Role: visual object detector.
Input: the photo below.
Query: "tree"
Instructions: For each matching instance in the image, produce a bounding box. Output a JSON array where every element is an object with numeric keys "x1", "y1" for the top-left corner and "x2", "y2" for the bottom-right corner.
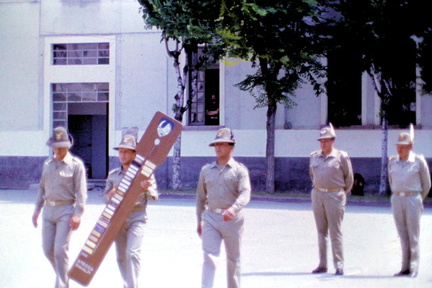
[
  {"x1": 331, "y1": 0, "x2": 430, "y2": 195},
  {"x1": 217, "y1": 0, "x2": 327, "y2": 193},
  {"x1": 138, "y1": 0, "x2": 223, "y2": 190}
]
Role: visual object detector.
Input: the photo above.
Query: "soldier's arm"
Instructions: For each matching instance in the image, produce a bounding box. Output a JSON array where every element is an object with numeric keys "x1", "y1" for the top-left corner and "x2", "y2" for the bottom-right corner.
[
  {"x1": 341, "y1": 152, "x2": 354, "y2": 193},
  {"x1": 418, "y1": 156, "x2": 431, "y2": 200}
]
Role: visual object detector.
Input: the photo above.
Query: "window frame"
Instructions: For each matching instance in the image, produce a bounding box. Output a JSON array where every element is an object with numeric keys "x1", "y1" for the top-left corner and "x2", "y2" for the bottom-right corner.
[{"x1": 52, "y1": 42, "x2": 110, "y2": 66}]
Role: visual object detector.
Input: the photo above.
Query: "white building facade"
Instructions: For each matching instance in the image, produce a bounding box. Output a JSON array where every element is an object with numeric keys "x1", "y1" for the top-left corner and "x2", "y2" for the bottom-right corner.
[{"x1": 1, "y1": 0, "x2": 431, "y2": 194}]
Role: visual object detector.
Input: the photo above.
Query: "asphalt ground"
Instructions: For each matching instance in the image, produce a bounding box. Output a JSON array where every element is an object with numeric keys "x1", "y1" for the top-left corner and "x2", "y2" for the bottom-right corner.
[{"x1": 0, "y1": 189, "x2": 431, "y2": 288}]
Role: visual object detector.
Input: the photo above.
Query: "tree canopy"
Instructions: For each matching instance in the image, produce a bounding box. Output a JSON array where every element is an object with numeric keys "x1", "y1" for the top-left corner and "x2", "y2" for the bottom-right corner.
[{"x1": 138, "y1": 0, "x2": 432, "y2": 194}]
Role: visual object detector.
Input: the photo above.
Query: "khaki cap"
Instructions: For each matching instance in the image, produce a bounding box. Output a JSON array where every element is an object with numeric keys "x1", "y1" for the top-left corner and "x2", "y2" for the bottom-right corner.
[
  {"x1": 396, "y1": 133, "x2": 413, "y2": 145},
  {"x1": 46, "y1": 126, "x2": 73, "y2": 148},
  {"x1": 114, "y1": 135, "x2": 137, "y2": 151},
  {"x1": 396, "y1": 124, "x2": 414, "y2": 145},
  {"x1": 209, "y1": 128, "x2": 236, "y2": 146},
  {"x1": 318, "y1": 123, "x2": 336, "y2": 140}
]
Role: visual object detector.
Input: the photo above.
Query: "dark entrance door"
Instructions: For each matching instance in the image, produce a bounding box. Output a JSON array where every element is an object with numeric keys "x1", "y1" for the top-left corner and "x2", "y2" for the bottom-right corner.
[{"x1": 68, "y1": 114, "x2": 107, "y2": 179}]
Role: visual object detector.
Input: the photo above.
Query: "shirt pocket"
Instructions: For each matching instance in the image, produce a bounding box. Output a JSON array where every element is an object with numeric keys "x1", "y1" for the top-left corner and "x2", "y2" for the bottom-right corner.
[
  {"x1": 327, "y1": 158, "x2": 340, "y2": 170},
  {"x1": 59, "y1": 166, "x2": 74, "y2": 178},
  {"x1": 224, "y1": 172, "x2": 239, "y2": 191},
  {"x1": 310, "y1": 157, "x2": 322, "y2": 169},
  {"x1": 204, "y1": 174, "x2": 218, "y2": 190}
]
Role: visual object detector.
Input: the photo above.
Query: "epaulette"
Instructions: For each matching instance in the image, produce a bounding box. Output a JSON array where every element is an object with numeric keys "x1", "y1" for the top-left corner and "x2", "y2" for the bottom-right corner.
[
  {"x1": 72, "y1": 156, "x2": 85, "y2": 165},
  {"x1": 415, "y1": 153, "x2": 426, "y2": 161},
  {"x1": 310, "y1": 150, "x2": 321, "y2": 156},
  {"x1": 339, "y1": 150, "x2": 349, "y2": 158},
  {"x1": 108, "y1": 167, "x2": 121, "y2": 175},
  {"x1": 236, "y1": 162, "x2": 249, "y2": 171}
]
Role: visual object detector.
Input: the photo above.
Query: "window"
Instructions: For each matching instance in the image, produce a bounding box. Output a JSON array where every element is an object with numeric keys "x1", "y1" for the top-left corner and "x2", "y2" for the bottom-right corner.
[
  {"x1": 188, "y1": 48, "x2": 220, "y2": 126},
  {"x1": 327, "y1": 47, "x2": 362, "y2": 127},
  {"x1": 52, "y1": 43, "x2": 109, "y2": 65},
  {"x1": 386, "y1": 43, "x2": 417, "y2": 126},
  {"x1": 327, "y1": 37, "x2": 416, "y2": 127},
  {"x1": 51, "y1": 83, "x2": 109, "y2": 127}
]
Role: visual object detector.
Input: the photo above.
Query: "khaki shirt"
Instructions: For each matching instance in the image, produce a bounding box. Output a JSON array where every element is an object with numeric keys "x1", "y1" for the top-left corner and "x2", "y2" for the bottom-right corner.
[
  {"x1": 102, "y1": 167, "x2": 158, "y2": 211},
  {"x1": 196, "y1": 158, "x2": 251, "y2": 224},
  {"x1": 309, "y1": 148, "x2": 354, "y2": 193},
  {"x1": 34, "y1": 152, "x2": 87, "y2": 217},
  {"x1": 388, "y1": 151, "x2": 431, "y2": 200}
]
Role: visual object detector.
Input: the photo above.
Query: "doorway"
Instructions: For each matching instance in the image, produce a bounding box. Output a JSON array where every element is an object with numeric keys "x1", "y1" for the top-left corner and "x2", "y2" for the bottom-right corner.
[{"x1": 68, "y1": 103, "x2": 108, "y2": 179}]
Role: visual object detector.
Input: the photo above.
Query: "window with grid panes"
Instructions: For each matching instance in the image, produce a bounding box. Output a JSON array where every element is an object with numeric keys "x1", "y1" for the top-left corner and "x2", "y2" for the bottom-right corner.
[
  {"x1": 52, "y1": 43, "x2": 109, "y2": 65},
  {"x1": 188, "y1": 48, "x2": 220, "y2": 126},
  {"x1": 51, "y1": 83, "x2": 109, "y2": 127}
]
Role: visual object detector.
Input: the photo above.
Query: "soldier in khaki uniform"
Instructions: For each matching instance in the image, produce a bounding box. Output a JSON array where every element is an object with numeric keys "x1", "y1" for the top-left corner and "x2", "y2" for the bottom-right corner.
[
  {"x1": 32, "y1": 126, "x2": 87, "y2": 288},
  {"x1": 309, "y1": 124, "x2": 353, "y2": 276},
  {"x1": 196, "y1": 128, "x2": 251, "y2": 288},
  {"x1": 103, "y1": 132, "x2": 158, "y2": 288},
  {"x1": 389, "y1": 125, "x2": 431, "y2": 278}
]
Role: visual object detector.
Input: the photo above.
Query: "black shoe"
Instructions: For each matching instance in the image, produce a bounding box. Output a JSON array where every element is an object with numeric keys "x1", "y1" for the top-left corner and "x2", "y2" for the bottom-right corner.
[
  {"x1": 312, "y1": 267, "x2": 327, "y2": 274},
  {"x1": 409, "y1": 271, "x2": 418, "y2": 278},
  {"x1": 394, "y1": 270, "x2": 410, "y2": 277},
  {"x1": 335, "y1": 268, "x2": 344, "y2": 276}
]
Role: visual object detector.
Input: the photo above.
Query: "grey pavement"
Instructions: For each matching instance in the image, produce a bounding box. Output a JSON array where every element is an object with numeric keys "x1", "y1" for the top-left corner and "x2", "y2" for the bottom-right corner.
[{"x1": 0, "y1": 189, "x2": 431, "y2": 288}]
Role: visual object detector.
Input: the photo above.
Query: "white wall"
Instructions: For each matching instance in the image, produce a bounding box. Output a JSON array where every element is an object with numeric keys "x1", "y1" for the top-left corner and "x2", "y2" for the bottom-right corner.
[
  {"x1": 0, "y1": 0, "x2": 431, "y2": 161},
  {"x1": 0, "y1": 1, "x2": 41, "y2": 131},
  {"x1": 40, "y1": 0, "x2": 143, "y2": 35},
  {"x1": 181, "y1": 128, "x2": 432, "y2": 158}
]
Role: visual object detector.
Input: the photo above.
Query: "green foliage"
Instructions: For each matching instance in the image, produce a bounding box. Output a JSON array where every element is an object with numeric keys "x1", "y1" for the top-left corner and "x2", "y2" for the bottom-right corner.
[
  {"x1": 217, "y1": 0, "x2": 328, "y2": 108},
  {"x1": 330, "y1": 0, "x2": 426, "y2": 114},
  {"x1": 139, "y1": 0, "x2": 328, "y2": 111},
  {"x1": 139, "y1": 0, "x2": 222, "y2": 48}
]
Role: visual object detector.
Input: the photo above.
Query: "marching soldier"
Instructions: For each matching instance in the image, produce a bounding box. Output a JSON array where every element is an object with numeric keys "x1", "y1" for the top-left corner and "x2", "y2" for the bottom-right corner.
[
  {"x1": 196, "y1": 128, "x2": 251, "y2": 288},
  {"x1": 389, "y1": 125, "x2": 431, "y2": 278},
  {"x1": 103, "y1": 131, "x2": 158, "y2": 288},
  {"x1": 32, "y1": 126, "x2": 87, "y2": 288},
  {"x1": 309, "y1": 124, "x2": 353, "y2": 276}
]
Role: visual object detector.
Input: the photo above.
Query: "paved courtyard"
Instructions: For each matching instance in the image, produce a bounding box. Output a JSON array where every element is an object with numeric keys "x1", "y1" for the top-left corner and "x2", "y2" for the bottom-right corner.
[{"x1": 0, "y1": 189, "x2": 431, "y2": 288}]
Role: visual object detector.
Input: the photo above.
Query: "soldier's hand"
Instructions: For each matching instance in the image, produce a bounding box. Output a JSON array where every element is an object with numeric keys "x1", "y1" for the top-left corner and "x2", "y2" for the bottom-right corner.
[
  {"x1": 197, "y1": 222, "x2": 202, "y2": 238},
  {"x1": 140, "y1": 180, "x2": 151, "y2": 191},
  {"x1": 222, "y1": 208, "x2": 236, "y2": 222},
  {"x1": 108, "y1": 188, "x2": 116, "y2": 199},
  {"x1": 70, "y1": 215, "x2": 81, "y2": 230},
  {"x1": 32, "y1": 212, "x2": 39, "y2": 228}
]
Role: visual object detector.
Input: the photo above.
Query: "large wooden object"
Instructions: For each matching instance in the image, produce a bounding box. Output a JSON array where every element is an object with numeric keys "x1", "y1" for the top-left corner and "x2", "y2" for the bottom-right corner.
[{"x1": 69, "y1": 111, "x2": 182, "y2": 286}]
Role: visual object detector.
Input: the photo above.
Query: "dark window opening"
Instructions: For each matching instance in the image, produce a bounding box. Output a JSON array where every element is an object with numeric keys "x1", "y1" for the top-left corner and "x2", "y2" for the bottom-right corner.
[{"x1": 327, "y1": 47, "x2": 362, "y2": 127}]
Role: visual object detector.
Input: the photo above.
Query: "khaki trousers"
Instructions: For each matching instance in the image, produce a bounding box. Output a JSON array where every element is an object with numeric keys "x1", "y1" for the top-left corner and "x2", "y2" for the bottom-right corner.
[
  {"x1": 311, "y1": 189, "x2": 346, "y2": 269},
  {"x1": 201, "y1": 210, "x2": 244, "y2": 288},
  {"x1": 391, "y1": 194, "x2": 423, "y2": 273},
  {"x1": 42, "y1": 204, "x2": 75, "y2": 288},
  {"x1": 115, "y1": 210, "x2": 147, "y2": 288}
]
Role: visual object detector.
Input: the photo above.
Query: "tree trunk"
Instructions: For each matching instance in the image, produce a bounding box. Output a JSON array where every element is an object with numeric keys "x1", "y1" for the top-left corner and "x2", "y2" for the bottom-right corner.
[
  {"x1": 378, "y1": 113, "x2": 389, "y2": 196},
  {"x1": 265, "y1": 102, "x2": 277, "y2": 193},
  {"x1": 172, "y1": 135, "x2": 182, "y2": 190},
  {"x1": 166, "y1": 38, "x2": 186, "y2": 191}
]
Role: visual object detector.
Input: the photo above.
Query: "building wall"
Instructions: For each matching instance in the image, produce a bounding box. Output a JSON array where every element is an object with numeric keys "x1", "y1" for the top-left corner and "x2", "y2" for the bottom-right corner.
[
  {"x1": 0, "y1": 0, "x2": 431, "y2": 193},
  {"x1": 0, "y1": 1, "x2": 42, "y2": 132}
]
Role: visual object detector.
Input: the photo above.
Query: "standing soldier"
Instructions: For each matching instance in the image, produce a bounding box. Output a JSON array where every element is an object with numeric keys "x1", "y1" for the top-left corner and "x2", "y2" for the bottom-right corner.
[
  {"x1": 196, "y1": 128, "x2": 251, "y2": 288},
  {"x1": 389, "y1": 125, "x2": 431, "y2": 278},
  {"x1": 103, "y1": 132, "x2": 158, "y2": 288},
  {"x1": 32, "y1": 126, "x2": 87, "y2": 288},
  {"x1": 309, "y1": 124, "x2": 353, "y2": 276}
]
